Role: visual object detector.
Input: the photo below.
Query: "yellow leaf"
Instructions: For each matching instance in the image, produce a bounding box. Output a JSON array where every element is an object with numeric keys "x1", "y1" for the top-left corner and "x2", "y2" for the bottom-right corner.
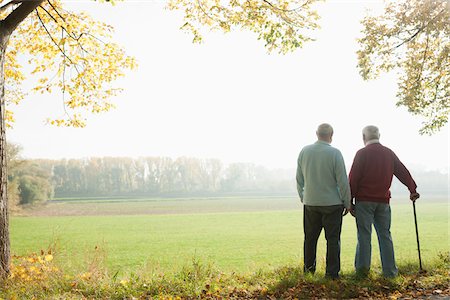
[
  {"x1": 44, "y1": 254, "x2": 53, "y2": 262},
  {"x1": 120, "y1": 279, "x2": 128, "y2": 286}
]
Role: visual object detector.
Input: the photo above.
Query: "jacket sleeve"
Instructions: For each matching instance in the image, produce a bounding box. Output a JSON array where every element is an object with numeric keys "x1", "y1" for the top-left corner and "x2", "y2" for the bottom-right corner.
[
  {"x1": 335, "y1": 150, "x2": 351, "y2": 209},
  {"x1": 393, "y1": 151, "x2": 417, "y2": 193},
  {"x1": 296, "y1": 151, "x2": 304, "y2": 202}
]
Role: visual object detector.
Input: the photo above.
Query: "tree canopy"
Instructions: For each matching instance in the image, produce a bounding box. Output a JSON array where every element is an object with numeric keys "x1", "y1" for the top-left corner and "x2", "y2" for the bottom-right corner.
[
  {"x1": 3, "y1": 0, "x2": 448, "y2": 131},
  {"x1": 3, "y1": 0, "x2": 322, "y2": 128},
  {"x1": 357, "y1": 0, "x2": 449, "y2": 134},
  {"x1": 2, "y1": 0, "x2": 137, "y2": 128},
  {"x1": 167, "y1": 0, "x2": 321, "y2": 54}
]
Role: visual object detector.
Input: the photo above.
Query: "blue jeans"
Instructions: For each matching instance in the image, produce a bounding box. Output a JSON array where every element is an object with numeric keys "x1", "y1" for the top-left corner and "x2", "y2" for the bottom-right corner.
[{"x1": 355, "y1": 201, "x2": 398, "y2": 277}]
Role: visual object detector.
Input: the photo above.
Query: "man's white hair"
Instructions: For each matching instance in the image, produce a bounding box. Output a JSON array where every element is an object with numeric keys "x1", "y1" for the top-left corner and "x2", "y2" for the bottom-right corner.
[
  {"x1": 363, "y1": 125, "x2": 380, "y2": 140},
  {"x1": 317, "y1": 123, "x2": 333, "y2": 138}
]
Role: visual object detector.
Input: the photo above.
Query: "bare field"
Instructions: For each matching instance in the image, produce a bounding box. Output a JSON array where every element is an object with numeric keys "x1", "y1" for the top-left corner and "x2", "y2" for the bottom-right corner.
[
  {"x1": 24, "y1": 196, "x2": 301, "y2": 216},
  {"x1": 24, "y1": 194, "x2": 446, "y2": 217}
]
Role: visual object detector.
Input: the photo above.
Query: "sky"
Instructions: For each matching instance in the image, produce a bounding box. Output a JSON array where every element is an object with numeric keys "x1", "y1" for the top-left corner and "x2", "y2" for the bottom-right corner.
[{"x1": 7, "y1": 0, "x2": 449, "y2": 173}]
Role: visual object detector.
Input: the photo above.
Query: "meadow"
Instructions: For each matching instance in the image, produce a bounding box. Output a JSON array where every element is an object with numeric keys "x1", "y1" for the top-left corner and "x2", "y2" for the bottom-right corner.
[{"x1": 10, "y1": 196, "x2": 449, "y2": 276}]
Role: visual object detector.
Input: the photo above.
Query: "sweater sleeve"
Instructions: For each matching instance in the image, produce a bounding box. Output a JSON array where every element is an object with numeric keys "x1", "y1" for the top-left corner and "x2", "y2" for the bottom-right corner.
[
  {"x1": 349, "y1": 150, "x2": 364, "y2": 199},
  {"x1": 392, "y1": 151, "x2": 417, "y2": 193},
  {"x1": 296, "y1": 151, "x2": 304, "y2": 202},
  {"x1": 335, "y1": 150, "x2": 351, "y2": 209}
]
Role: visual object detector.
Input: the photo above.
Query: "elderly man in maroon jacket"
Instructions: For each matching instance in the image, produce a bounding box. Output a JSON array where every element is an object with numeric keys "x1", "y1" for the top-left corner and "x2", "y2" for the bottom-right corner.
[{"x1": 349, "y1": 125, "x2": 420, "y2": 277}]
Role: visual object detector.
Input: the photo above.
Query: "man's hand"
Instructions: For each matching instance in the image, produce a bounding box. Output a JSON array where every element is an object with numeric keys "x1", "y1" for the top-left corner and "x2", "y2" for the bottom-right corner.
[
  {"x1": 349, "y1": 206, "x2": 355, "y2": 217},
  {"x1": 343, "y1": 205, "x2": 355, "y2": 217},
  {"x1": 410, "y1": 192, "x2": 420, "y2": 202}
]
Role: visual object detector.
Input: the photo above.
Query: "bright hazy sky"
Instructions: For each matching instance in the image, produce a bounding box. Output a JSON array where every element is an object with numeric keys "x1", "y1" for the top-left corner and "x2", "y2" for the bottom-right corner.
[{"x1": 8, "y1": 0, "x2": 449, "y2": 172}]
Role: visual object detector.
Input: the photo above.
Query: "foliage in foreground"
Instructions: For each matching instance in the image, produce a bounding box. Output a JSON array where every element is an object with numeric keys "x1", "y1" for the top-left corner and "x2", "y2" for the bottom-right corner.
[
  {"x1": 1, "y1": 250, "x2": 449, "y2": 299},
  {"x1": 357, "y1": 0, "x2": 449, "y2": 134}
]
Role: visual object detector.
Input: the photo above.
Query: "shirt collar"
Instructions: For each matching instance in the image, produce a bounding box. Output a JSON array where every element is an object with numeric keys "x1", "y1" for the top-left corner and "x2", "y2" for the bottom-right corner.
[
  {"x1": 365, "y1": 139, "x2": 380, "y2": 146},
  {"x1": 316, "y1": 140, "x2": 331, "y2": 146}
]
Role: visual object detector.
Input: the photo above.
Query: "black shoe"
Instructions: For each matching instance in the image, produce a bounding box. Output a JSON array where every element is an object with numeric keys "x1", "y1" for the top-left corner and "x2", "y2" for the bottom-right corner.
[
  {"x1": 355, "y1": 268, "x2": 370, "y2": 279},
  {"x1": 304, "y1": 266, "x2": 315, "y2": 276},
  {"x1": 325, "y1": 274, "x2": 340, "y2": 280}
]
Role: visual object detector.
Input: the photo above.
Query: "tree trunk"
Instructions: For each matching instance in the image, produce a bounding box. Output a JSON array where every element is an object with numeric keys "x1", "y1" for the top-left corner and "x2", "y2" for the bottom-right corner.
[
  {"x1": 0, "y1": 32, "x2": 10, "y2": 279},
  {"x1": 0, "y1": 0, "x2": 46, "y2": 278}
]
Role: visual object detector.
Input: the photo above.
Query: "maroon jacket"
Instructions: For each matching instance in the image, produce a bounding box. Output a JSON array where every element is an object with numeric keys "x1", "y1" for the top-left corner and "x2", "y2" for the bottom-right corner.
[{"x1": 349, "y1": 142, "x2": 417, "y2": 203}]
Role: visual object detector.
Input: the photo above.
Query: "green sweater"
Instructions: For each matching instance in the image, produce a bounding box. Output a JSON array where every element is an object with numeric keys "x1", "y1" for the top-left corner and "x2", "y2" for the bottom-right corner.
[{"x1": 296, "y1": 140, "x2": 351, "y2": 209}]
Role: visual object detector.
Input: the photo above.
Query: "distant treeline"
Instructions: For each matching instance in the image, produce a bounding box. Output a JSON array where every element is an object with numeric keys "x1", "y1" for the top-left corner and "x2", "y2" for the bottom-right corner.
[
  {"x1": 6, "y1": 143, "x2": 448, "y2": 207},
  {"x1": 7, "y1": 143, "x2": 295, "y2": 206},
  {"x1": 40, "y1": 157, "x2": 295, "y2": 197}
]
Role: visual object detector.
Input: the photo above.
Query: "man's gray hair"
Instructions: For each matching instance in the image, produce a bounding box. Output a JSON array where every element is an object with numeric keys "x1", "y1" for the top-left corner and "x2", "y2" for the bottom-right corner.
[
  {"x1": 317, "y1": 123, "x2": 333, "y2": 138},
  {"x1": 363, "y1": 125, "x2": 380, "y2": 140}
]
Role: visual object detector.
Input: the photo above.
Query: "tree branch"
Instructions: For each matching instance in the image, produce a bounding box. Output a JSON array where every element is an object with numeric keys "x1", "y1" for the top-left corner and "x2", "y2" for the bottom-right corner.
[
  {"x1": 39, "y1": 3, "x2": 80, "y2": 40},
  {"x1": 390, "y1": 7, "x2": 446, "y2": 51},
  {"x1": 35, "y1": 9, "x2": 74, "y2": 66},
  {"x1": 46, "y1": 0, "x2": 65, "y2": 22},
  {"x1": 61, "y1": 27, "x2": 72, "y2": 122},
  {"x1": 35, "y1": 9, "x2": 92, "y2": 90},
  {"x1": 392, "y1": 26, "x2": 423, "y2": 50},
  {"x1": 261, "y1": 0, "x2": 314, "y2": 28},
  {"x1": 262, "y1": 0, "x2": 313, "y2": 13},
  {"x1": 1, "y1": 0, "x2": 44, "y2": 35},
  {"x1": 196, "y1": 0, "x2": 215, "y2": 22},
  {"x1": 415, "y1": 33, "x2": 430, "y2": 88},
  {"x1": 0, "y1": 0, "x2": 22, "y2": 14}
]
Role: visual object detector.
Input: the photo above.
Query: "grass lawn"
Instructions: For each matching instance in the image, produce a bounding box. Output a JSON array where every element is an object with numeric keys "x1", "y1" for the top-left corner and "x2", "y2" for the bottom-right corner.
[{"x1": 10, "y1": 199, "x2": 448, "y2": 276}]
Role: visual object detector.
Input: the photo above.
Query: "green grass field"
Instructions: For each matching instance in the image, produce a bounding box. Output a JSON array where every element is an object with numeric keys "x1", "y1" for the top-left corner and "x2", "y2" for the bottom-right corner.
[{"x1": 10, "y1": 197, "x2": 449, "y2": 277}]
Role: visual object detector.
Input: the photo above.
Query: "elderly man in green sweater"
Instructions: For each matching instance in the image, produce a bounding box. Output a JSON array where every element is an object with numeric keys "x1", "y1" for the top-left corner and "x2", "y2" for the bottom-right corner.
[{"x1": 296, "y1": 123, "x2": 352, "y2": 279}]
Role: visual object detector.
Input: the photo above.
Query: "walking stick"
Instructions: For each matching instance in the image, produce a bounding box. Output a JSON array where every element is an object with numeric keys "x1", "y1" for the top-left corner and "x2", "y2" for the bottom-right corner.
[{"x1": 412, "y1": 200, "x2": 424, "y2": 272}]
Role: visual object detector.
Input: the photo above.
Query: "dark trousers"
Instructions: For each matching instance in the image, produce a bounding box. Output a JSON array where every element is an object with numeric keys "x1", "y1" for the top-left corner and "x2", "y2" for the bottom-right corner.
[{"x1": 303, "y1": 204, "x2": 344, "y2": 277}]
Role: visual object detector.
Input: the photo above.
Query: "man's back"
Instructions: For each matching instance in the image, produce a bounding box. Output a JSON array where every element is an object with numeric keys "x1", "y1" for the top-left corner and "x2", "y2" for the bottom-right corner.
[
  {"x1": 297, "y1": 141, "x2": 350, "y2": 207},
  {"x1": 349, "y1": 143, "x2": 417, "y2": 202}
]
